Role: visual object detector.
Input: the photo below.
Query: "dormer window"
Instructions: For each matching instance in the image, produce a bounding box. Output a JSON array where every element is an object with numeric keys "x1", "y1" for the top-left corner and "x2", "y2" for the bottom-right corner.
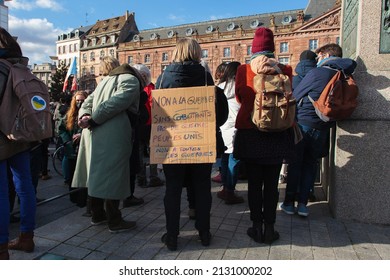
[
  {"x1": 205, "y1": 25, "x2": 213, "y2": 33},
  {"x1": 227, "y1": 22, "x2": 236, "y2": 31},
  {"x1": 111, "y1": 35, "x2": 116, "y2": 43},
  {"x1": 133, "y1": 35, "x2": 140, "y2": 42},
  {"x1": 92, "y1": 38, "x2": 96, "y2": 46},
  {"x1": 185, "y1": 28, "x2": 193, "y2": 36},
  {"x1": 150, "y1": 33, "x2": 158, "y2": 40},
  {"x1": 101, "y1": 37, "x2": 106, "y2": 45},
  {"x1": 83, "y1": 39, "x2": 88, "y2": 47},
  {"x1": 281, "y1": 15, "x2": 293, "y2": 25},
  {"x1": 167, "y1": 30, "x2": 174, "y2": 38},
  {"x1": 250, "y1": 19, "x2": 260, "y2": 29}
]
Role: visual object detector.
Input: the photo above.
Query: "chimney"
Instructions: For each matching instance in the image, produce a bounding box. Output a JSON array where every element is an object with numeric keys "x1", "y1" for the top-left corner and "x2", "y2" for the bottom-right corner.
[{"x1": 125, "y1": 10, "x2": 129, "y2": 20}]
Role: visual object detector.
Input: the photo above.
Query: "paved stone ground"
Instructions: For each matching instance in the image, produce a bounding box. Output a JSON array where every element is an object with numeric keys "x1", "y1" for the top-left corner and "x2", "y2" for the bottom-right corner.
[{"x1": 8, "y1": 159, "x2": 390, "y2": 260}]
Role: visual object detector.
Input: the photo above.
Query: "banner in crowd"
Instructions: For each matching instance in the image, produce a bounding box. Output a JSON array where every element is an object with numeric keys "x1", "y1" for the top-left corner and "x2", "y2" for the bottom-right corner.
[{"x1": 150, "y1": 86, "x2": 216, "y2": 164}]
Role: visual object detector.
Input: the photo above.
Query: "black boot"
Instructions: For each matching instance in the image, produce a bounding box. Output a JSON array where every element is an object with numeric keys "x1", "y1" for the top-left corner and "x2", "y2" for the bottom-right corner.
[
  {"x1": 161, "y1": 233, "x2": 177, "y2": 251},
  {"x1": 263, "y1": 223, "x2": 280, "y2": 244},
  {"x1": 247, "y1": 221, "x2": 263, "y2": 243}
]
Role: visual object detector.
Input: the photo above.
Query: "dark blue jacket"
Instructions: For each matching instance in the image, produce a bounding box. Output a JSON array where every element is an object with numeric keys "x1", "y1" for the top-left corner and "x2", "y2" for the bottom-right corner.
[
  {"x1": 293, "y1": 57, "x2": 357, "y2": 130},
  {"x1": 156, "y1": 61, "x2": 228, "y2": 157},
  {"x1": 292, "y1": 59, "x2": 317, "y2": 90}
]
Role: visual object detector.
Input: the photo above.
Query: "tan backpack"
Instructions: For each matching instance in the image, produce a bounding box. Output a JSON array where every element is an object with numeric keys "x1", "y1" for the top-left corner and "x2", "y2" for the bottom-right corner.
[{"x1": 251, "y1": 69, "x2": 296, "y2": 132}]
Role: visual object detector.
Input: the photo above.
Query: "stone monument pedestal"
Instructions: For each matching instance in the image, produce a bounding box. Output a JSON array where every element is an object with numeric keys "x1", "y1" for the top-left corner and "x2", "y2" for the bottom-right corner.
[{"x1": 325, "y1": 0, "x2": 390, "y2": 224}]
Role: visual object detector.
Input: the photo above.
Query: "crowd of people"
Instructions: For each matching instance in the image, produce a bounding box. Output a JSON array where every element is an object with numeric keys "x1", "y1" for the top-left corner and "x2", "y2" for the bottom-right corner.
[{"x1": 0, "y1": 25, "x2": 357, "y2": 259}]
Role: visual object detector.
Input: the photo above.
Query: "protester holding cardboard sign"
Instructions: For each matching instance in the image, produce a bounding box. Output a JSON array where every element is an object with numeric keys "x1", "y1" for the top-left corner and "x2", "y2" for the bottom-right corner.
[{"x1": 154, "y1": 38, "x2": 228, "y2": 251}]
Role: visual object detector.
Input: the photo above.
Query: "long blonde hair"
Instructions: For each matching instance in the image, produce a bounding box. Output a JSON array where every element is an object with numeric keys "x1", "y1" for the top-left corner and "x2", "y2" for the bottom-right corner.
[
  {"x1": 172, "y1": 38, "x2": 202, "y2": 63},
  {"x1": 99, "y1": 56, "x2": 120, "y2": 76}
]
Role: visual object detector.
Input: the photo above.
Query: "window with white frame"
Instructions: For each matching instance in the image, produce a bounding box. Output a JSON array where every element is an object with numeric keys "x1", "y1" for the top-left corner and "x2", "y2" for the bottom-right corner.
[
  {"x1": 128, "y1": 56, "x2": 133, "y2": 64},
  {"x1": 101, "y1": 37, "x2": 106, "y2": 45},
  {"x1": 223, "y1": 47, "x2": 231, "y2": 57},
  {"x1": 144, "y1": 54, "x2": 151, "y2": 63},
  {"x1": 90, "y1": 52, "x2": 95, "y2": 61},
  {"x1": 278, "y1": 57, "x2": 289, "y2": 65},
  {"x1": 162, "y1": 52, "x2": 168, "y2": 61},
  {"x1": 82, "y1": 53, "x2": 87, "y2": 62},
  {"x1": 91, "y1": 66, "x2": 95, "y2": 75},
  {"x1": 100, "y1": 50, "x2": 105, "y2": 58},
  {"x1": 109, "y1": 49, "x2": 115, "y2": 57},
  {"x1": 247, "y1": 46, "x2": 252, "y2": 55},
  {"x1": 201, "y1": 49, "x2": 208, "y2": 58},
  {"x1": 309, "y1": 39, "x2": 318, "y2": 51},
  {"x1": 82, "y1": 67, "x2": 86, "y2": 76},
  {"x1": 280, "y1": 42, "x2": 288, "y2": 53}
]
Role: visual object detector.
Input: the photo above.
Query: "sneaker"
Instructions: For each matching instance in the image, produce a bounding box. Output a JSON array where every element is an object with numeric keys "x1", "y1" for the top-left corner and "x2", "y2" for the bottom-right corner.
[
  {"x1": 297, "y1": 203, "x2": 309, "y2": 217},
  {"x1": 146, "y1": 177, "x2": 164, "y2": 188},
  {"x1": 280, "y1": 202, "x2": 295, "y2": 215},
  {"x1": 91, "y1": 214, "x2": 107, "y2": 226},
  {"x1": 123, "y1": 196, "x2": 144, "y2": 207},
  {"x1": 109, "y1": 220, "x2": 136, "y2": 233},
  {"x1": 224, "y1": 191, "x2": 244, "y2": 205},
  {"x1": 211, "y1": 173, "x2": 222, "y2": 183}
]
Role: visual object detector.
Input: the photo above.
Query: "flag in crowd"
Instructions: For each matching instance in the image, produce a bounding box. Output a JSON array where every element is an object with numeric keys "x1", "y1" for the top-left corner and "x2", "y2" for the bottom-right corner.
[{"x1": 63, "y1": 56, "x2": 78, "y2": 92}]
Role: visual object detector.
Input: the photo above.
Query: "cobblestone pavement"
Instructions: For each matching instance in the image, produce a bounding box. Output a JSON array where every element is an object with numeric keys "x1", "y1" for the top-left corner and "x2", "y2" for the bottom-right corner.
[{"x1": 8, "y1": 162, "x2": 390, "y2": 260}]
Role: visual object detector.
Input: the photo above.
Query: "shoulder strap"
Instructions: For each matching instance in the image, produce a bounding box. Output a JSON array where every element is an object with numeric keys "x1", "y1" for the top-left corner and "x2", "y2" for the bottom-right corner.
[{"x1": 0, "y1": 60, "x2": 11, "y2": 106}]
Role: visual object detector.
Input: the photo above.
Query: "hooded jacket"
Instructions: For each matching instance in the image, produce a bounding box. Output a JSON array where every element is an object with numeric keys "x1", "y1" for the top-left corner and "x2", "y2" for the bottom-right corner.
[
  {"x1": 293, "y1": 57, "x2": 357, "y2": 130},
  {"x1": 292, "y1": 59, "x2": 317, "y2": 90}
]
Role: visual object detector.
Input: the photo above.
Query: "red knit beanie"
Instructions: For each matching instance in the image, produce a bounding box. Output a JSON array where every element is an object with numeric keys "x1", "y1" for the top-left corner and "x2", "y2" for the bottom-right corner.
[{"x1": 251, "y1": 27, "x2": 275, "y2": 53}]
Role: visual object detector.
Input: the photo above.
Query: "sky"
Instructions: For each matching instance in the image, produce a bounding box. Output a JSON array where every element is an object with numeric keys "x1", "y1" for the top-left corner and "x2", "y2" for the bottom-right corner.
[{"x1": 7, "y1": 0, "x2": 309, "y2": 65}]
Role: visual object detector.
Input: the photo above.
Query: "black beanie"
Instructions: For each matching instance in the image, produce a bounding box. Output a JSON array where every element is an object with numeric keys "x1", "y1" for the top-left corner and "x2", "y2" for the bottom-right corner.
[{"x1": 299, "y1": 50, "x2": 317, "y2": 61}]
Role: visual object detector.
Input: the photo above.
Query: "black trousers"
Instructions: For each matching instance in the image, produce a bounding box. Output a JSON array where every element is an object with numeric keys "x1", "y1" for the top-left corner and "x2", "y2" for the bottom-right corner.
[
  {"x1": 90, "y1": 196, "x2": 121, "y2": 226},
  {"x1": 163, "y1": 163, "x2": 212, "y2": 237},
  {"x1": 245, "y1": 162, "x2": 281, "y2": 225}
]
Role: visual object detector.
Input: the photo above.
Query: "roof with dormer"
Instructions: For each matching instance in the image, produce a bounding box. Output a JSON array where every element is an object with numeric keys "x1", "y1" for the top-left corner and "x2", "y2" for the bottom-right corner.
[
  {"x1": 81, "y1": 11, "x2": 138, "y2": 49},
  {"x1": 127, "y1": 0, "x2": 338, "y2": 43}
]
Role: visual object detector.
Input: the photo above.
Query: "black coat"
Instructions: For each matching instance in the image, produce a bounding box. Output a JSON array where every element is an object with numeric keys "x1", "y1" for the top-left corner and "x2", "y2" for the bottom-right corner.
[{"x1": 156, "y1": 61, "x2": 228, "y2": 157}]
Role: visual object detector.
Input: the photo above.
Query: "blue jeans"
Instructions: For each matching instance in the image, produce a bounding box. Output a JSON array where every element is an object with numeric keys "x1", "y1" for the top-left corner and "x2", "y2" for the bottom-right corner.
[
  {"x1": 220, "y1": 153, "x2": 240, "y2": 192},
  {"x1": 284, "y1": 124, "x2": 329, "y2": 205},
  {"x1": 0, "y1": 150, "x2": 36, "y2": 243}
]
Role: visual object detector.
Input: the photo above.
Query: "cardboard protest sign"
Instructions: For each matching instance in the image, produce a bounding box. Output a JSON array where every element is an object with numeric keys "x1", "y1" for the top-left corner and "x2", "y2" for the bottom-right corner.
[{"x1": 150, "y1": 86, "x2": 216, "y2": 164}]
